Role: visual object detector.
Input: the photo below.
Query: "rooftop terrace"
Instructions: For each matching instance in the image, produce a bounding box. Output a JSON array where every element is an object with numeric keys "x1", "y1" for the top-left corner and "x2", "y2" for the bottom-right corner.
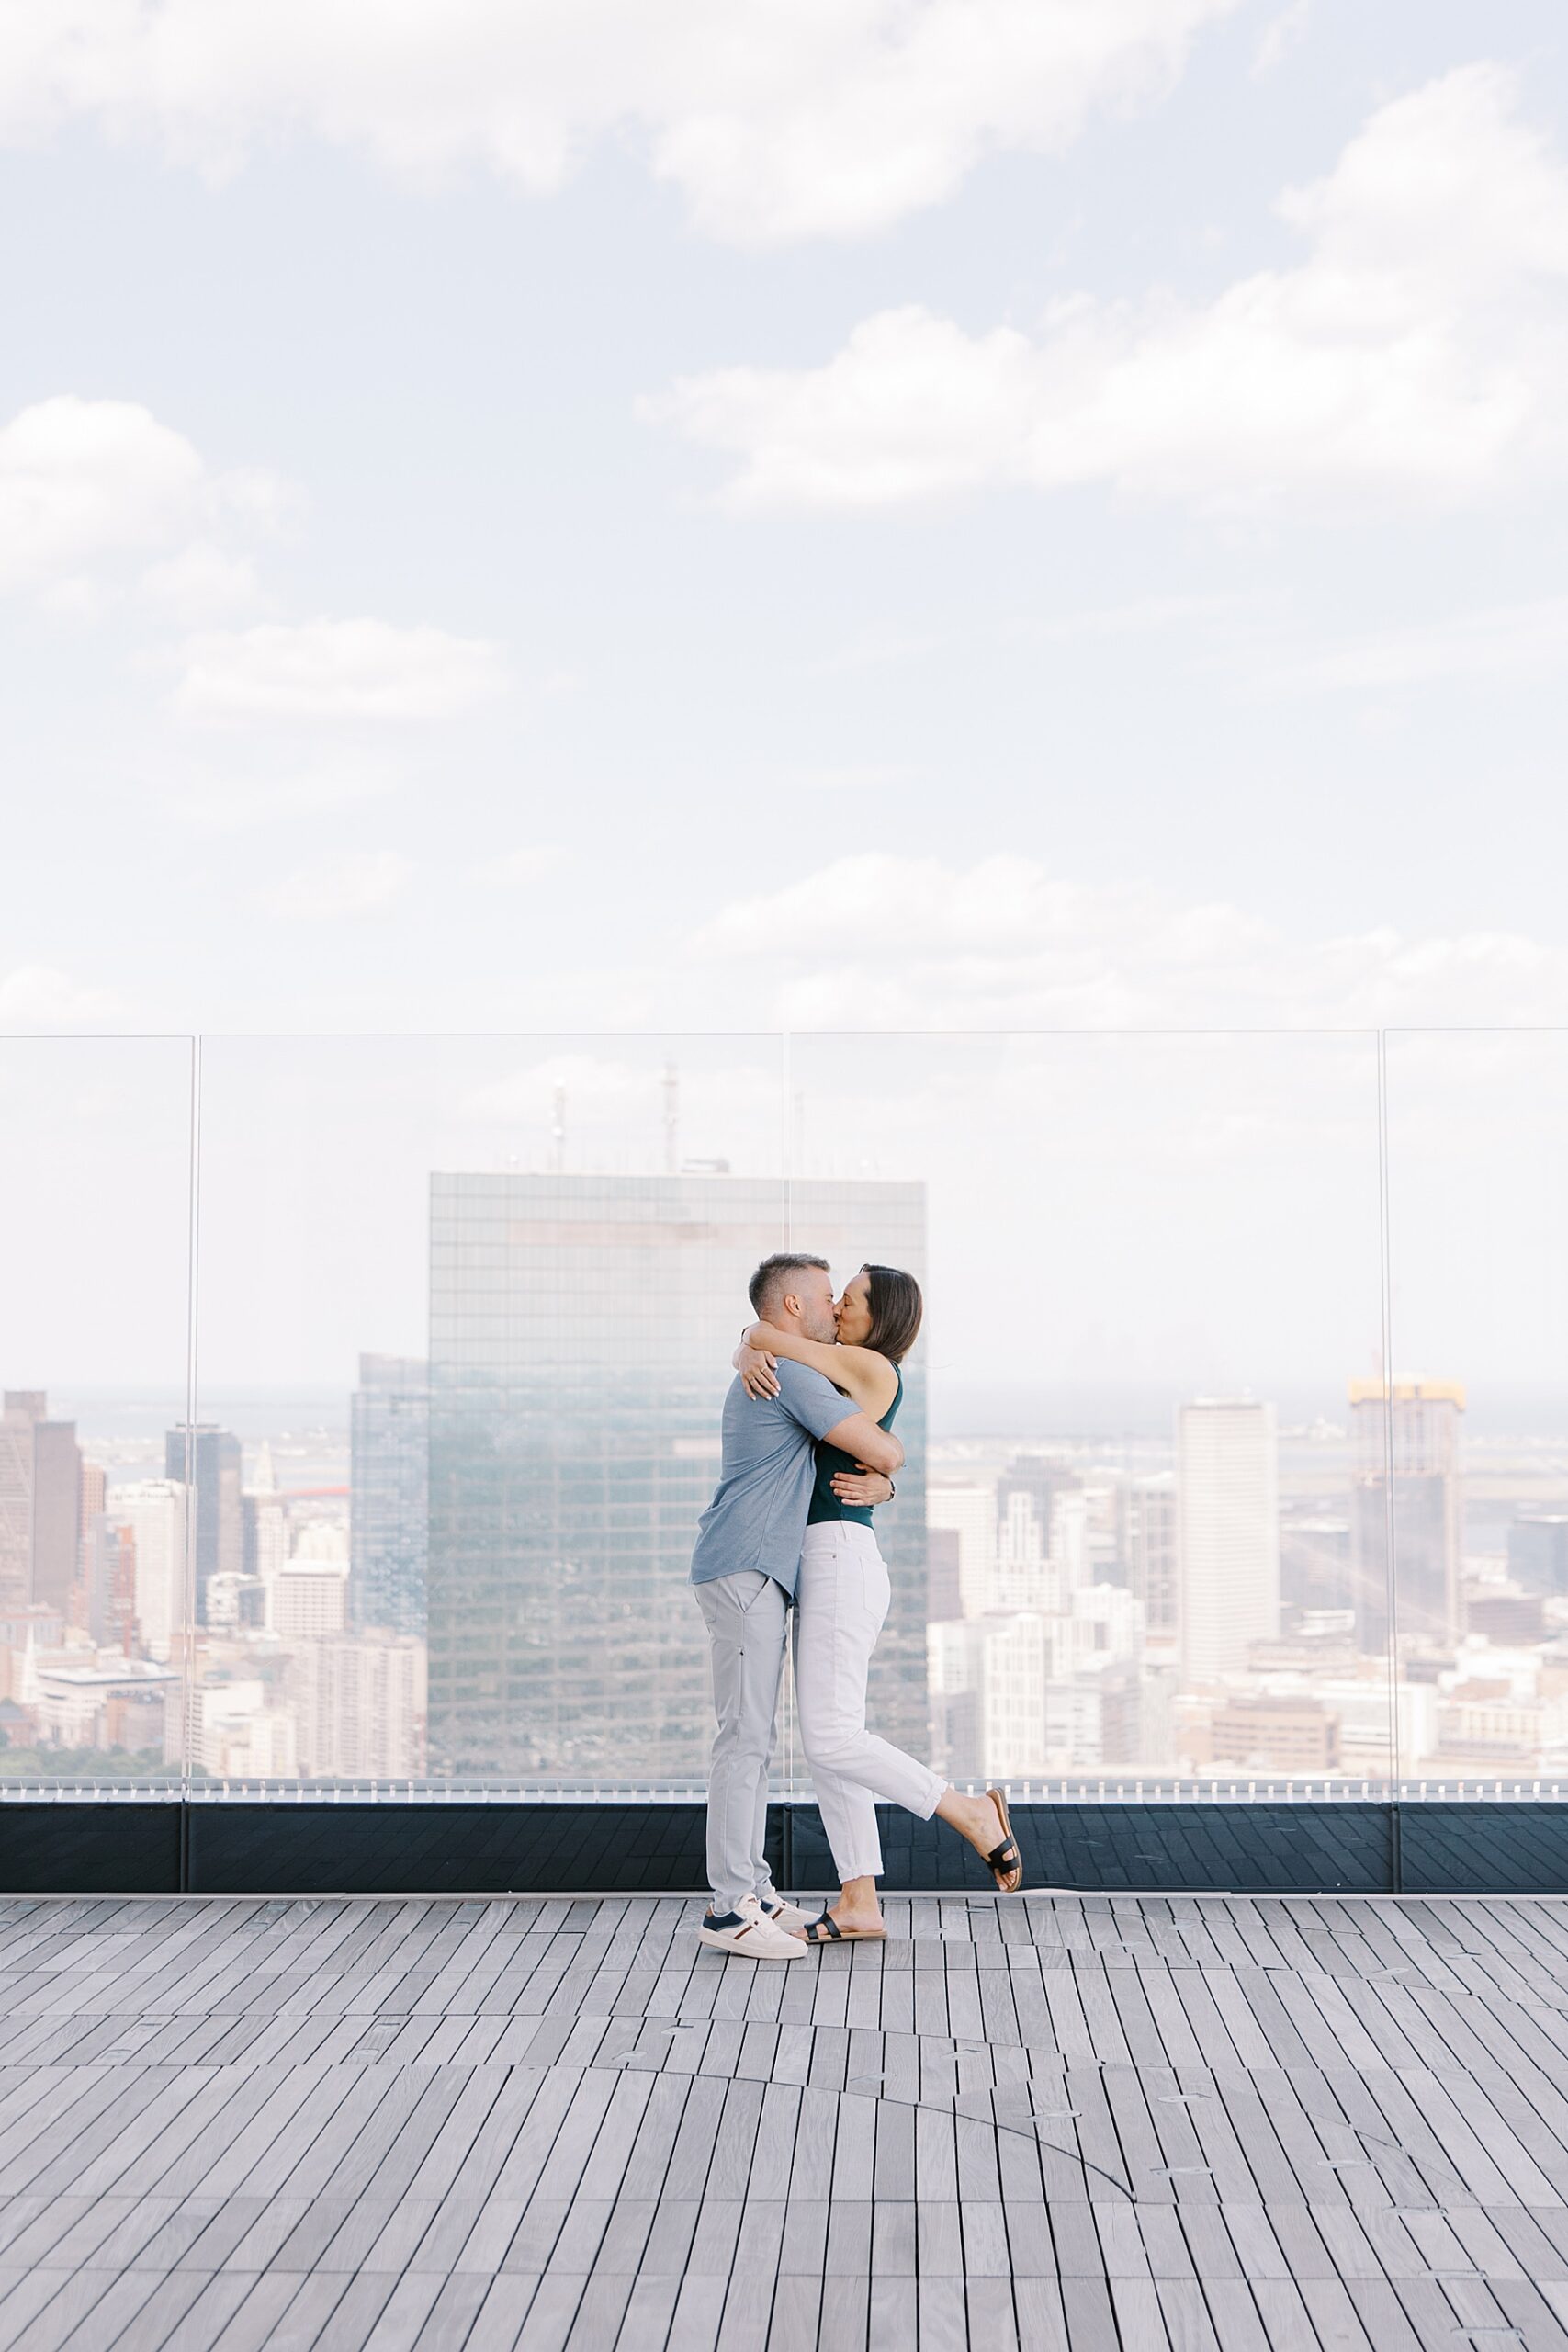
[{"x1": 4, "y1": 1891, "x2": 1568, "y2": 2347}]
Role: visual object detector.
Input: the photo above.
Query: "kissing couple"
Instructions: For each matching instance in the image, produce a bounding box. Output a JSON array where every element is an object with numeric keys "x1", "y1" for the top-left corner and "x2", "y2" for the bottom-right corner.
[{"x1": 689, "y1": 1251, "x2": 1024, "y2": 1957}]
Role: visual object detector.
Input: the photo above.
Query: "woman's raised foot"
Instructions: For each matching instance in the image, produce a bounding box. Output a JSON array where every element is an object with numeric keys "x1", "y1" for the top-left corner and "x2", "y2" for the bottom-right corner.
[{"x1": 937, "y1": 1787, "x2": 1024, "y2": 1891}]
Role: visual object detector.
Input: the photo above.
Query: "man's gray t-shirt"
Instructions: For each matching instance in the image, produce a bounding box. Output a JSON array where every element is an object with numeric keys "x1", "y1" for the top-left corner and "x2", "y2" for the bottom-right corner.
[{"x1": 690, "y1": 1357, "x2": 852, "y2": 1599}]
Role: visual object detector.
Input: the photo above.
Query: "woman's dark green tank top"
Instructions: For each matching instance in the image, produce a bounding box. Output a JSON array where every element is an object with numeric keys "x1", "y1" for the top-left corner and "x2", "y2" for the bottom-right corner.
[{"x1": 807, "y1": 1366, "x2": 903, "y2": 1528}]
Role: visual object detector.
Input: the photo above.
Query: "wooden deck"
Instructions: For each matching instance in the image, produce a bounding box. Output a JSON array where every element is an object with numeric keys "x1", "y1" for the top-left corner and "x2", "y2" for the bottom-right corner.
[{"x1": 3, "y1": 1894, "x2": 1568, "y2": 2348}]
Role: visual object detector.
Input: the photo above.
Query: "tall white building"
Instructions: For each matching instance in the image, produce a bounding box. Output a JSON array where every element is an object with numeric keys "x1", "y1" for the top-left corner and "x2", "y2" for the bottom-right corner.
[
  {"x1": 994, "y1": 1488, "x2": 1050, "y2": 1612},
  {"x1": 929, "y1": 1615, "x2": 1049, "y2": 1781},
  {"x1": 927, "y1": 1463, "x2": 1150, "y2": 1779},
  {"x1": 292, "y1": 1633, "x2": 427, "y2": 1779},
  {"x1": 971, "y1": 1614, "x2": 1057, "y2": 1777},
  {"x1": 111, "y1": 1479, "x2": 188, "y2": 1664},
  {"x1": 929, "y1": 1603, "x2": 1144, "y2": 1781},
  {"x1": 927, "y1": 1482, "x2": 998, "y2": 1618},
  {"x1": 245, "y1": 1442, "x2": 289, "y2": 1630},
  {"x1": 1048, "y1": 1490, "x2": 1091, "y2": 1607},
  {"x1": 193, "y1": 1678, "x2": 298, "y2": 1779},
  {"x1": 1178, "y1": 1399, "x2": 1280, "y2": 1682},
  {"x1": 273, "y1": 1526, "x2": 350, "y2": 1642}
]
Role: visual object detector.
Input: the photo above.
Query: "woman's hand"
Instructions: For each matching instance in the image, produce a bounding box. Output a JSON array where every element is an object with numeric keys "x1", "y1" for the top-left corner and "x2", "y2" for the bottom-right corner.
[
  {"x1": 737, "y1": 1342, "x2": 781, "y2": 1400},
  {"x1": 830, "y1": 1465, "x2": 894, "y2": 1508}
]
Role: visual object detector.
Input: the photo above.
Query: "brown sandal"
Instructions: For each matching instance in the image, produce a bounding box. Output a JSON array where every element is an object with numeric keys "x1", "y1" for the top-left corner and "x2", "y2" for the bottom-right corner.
[
  {"x1": 803, "y1": 1911, "x2": 887, "y2": 1944},
  {"x1": 982, "y1": 1788, "x2": 1024, "y2": 1893}
]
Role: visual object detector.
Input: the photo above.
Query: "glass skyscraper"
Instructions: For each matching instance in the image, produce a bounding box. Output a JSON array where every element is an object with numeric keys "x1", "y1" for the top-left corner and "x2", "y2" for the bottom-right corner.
[
  {"x1": 1348, "y1": 1378, "x2": 1464, "y2": 1656},
  {"x1": 350, "y1": 1355, "x2": 430, "y2": 1634},
  {"x1": 164, "y1": 1423, "x2": 241, "y2": 1626},
  {"x1": 426, "y1": 1170, "x2": 927, "y2": 1784}
]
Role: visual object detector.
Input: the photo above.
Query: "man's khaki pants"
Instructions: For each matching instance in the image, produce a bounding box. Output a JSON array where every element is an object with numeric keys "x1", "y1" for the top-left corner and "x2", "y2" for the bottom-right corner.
[{"x1": 694, "y1": 1569, "x2": 787, "y2": 1915}]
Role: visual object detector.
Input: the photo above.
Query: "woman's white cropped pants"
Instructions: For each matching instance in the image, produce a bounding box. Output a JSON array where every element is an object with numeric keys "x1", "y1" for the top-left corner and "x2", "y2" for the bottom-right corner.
[{"x1": 792, "y1": 1520, "x2": 947, "y2": 1883}]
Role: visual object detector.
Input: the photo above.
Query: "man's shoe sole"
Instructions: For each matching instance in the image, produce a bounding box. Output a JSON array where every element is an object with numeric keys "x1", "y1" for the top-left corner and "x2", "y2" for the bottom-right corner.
[{"x1": 696, "y1": 1924, "x2": 805, "y2": 1959}]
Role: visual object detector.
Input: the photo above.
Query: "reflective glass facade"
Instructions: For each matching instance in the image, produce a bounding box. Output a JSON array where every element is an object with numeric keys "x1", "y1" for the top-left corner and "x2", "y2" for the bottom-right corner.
[
  {"x1": 425, "y1": 1170, "x2": 925, "y2": 1781},
  {"x1": 351, "y1": 1356, "x2": 429, "y2": 1636}
]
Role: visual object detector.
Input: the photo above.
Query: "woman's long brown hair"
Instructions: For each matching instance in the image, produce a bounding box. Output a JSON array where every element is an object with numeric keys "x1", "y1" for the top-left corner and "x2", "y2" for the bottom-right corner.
[{"x1": 861, "y1": 1264, "x2": 923, "y2": 1363}]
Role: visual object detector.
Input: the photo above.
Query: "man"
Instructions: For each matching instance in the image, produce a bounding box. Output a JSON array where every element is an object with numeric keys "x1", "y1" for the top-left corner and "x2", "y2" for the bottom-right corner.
[{"x1": 690, "y1": 1251, "x2": 905, "y2": 1958}]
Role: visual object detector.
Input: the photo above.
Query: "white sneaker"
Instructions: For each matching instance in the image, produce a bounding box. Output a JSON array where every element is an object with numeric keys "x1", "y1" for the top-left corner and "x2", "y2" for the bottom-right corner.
[
  {"x1": 697, "y1": 1903, "x2": 806, "y2": 1959},
  {"x1": 753, "y1": 1894, "x2": 810, "y2": 1935}
]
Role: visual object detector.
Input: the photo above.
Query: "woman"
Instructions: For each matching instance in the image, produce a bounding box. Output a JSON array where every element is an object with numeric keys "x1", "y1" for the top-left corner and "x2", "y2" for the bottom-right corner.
[{"x1": 737, "y1": 1263, "x2": 1023, "y2": 1943}]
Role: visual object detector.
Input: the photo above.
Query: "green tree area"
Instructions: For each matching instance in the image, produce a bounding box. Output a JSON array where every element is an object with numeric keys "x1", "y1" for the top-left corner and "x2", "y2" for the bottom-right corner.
[{"x1": 0, "y1": 1747, "x2": 175, "y2": 1781}]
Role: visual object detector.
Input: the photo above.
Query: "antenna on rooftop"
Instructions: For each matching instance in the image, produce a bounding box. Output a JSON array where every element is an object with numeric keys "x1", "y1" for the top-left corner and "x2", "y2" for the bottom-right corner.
[
  {"x1": 664, "y1": 1060, "x2": 679, "y2": 1176},
  {"x1": 551, "y1": 1084, "x2": 567, "y2": 1174}
]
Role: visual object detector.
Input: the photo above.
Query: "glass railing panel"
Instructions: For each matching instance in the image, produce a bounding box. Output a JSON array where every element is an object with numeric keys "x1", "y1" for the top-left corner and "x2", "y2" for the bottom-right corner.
[
  {"x1": 0, "y1": 1037, "x2": 195, "y2": 1791},
  {"x1": 193, "y1": 1034, "x2": 788, "y2": 1793},
  {"x1": 1384, "y1": 1030, "x2": 1568, "y2": 1792},
  {"x1": 788, "y1": 1030, "x2": 1393, "y2": 1798}
]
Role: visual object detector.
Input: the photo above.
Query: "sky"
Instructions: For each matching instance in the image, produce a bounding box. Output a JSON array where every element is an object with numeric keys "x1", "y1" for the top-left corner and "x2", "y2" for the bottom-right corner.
[
  {"x1": 5, "y1": 4, "x2": 1568, "y2": 1411},
  {"x1": 2, "y1": 0, "x2": 1567, "y2": 1043}
]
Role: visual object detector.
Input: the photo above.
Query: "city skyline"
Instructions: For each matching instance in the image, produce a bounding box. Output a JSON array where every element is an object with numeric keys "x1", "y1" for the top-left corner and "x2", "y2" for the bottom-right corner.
[
  {"x1": 2, "y1": 1104, "x2": 1564, "y2": 1787},
  {"x1": 5, "y1": 1329, "x2": 1566, "y2": 1788}
]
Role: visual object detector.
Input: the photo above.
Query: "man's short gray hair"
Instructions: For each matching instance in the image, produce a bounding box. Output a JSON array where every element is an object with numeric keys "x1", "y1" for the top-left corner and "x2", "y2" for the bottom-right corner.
[{"x1": 749, "y1": 1252, "x2": 829, "y2": 1319}]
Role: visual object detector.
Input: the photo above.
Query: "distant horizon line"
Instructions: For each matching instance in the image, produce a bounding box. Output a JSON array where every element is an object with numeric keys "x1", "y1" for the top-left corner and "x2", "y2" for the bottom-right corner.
[{"x1": 29, "y1": 1376, "x2": 1568, "y2": 1447}]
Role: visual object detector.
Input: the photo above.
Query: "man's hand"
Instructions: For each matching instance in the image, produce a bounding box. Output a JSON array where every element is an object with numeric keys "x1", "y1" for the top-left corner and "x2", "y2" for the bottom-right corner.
[
  {"x1": 736, "y1": 1341, "x2": 781, "y2": 1399},
  {"x1": 830, "y1": 1464, "x2": 894, "y2": 1508}
]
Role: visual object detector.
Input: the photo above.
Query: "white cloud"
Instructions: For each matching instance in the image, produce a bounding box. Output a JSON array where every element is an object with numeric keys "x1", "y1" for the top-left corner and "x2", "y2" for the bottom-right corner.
[
  {"x1": 0, "y1": 401, "x2": 504, "y2": 738},
  {"x1": 0, "y1": 397, "x2": 200, "y2": 589},
  {"x1": 1251, "y1": 0, "x2": 1311, "y2": 78},
  {"x1": 689, "y1": 852, "x2": 1568, "y2": 1029},
  {"x1": 173, "y1": 617, "x2": 508, "y2": 724},
  {"x1": 138, "y1": 538, "x2": 265, "y2": 624},
  {"x1": 651, "y1": 64, "x2": 1568, "y2": 514},
  {"x1": 259, "y1": 848, "x2": 414, "y2": 921},
  {"x1": 0, "y1": 0, "x2": 1239, "y2": 244},
  {"x1": 0, "y1": 394, "x2": 286, "y2": 607},
  {"x1": 0, "y1": 964, "x2": 127, "y2": 1029}
]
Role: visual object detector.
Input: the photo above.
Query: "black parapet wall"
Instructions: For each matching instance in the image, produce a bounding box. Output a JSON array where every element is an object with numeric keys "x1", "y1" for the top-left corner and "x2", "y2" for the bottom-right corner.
[
  {"x1": 0, "y1": 1802, "x2": 181, "y2": 1894},
  {"x1": 186, "y1": 1801, "x2": 722, "y2": 1896},
  {"x1": 1396, "y1": 1803, "x2": 1568, "y2": 1894},
  {"x1": 2, "y1": 1800, "x2": 1568, "y2": 1895},
  {"x1": 791, "y1": 1800, "x2": 1396, "y2": 1894}
]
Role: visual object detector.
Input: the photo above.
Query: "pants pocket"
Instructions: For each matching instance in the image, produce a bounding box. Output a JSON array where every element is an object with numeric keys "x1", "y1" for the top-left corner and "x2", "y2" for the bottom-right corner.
[{"x1": 859, "y1": 1555, "x2": 891, "y2": 1632}]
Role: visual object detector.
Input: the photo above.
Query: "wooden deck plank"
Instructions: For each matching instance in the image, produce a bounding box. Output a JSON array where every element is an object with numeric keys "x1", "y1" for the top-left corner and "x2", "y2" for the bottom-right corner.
[{"x1": 9, "y1": 1885, "x2": 1568, "y2": 2347}]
